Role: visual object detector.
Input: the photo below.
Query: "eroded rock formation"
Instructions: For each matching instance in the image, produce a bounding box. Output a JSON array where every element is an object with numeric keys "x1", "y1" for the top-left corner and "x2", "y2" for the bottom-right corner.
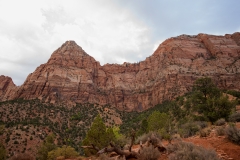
[
  {"x1": 0, "y1": 76, "x2": 17, "y2": 101},
  {"x1": 0, "y1": 33, "x2": 240, "y2": 111}
]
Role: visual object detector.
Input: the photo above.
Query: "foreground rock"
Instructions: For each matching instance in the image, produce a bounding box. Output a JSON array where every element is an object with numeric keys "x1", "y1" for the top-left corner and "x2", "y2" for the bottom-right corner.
[{"x1": 0, "y1": 33, "x2": 240, "y2": 111}]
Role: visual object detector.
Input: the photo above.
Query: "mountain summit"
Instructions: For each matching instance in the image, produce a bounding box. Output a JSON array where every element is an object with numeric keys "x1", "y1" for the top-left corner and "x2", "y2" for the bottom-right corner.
[
  {"x1": 0, "y1": 33, "x2": 240, "y2": 111},
  {"x1": 47, "y1": 40, "x2": 94, "y2": 67}
]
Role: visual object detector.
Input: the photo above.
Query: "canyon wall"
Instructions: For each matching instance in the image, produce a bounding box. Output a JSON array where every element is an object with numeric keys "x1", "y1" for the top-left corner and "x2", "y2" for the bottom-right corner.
[{"x1": 1, "y1": 33, "x2": 240, "y2": 111}]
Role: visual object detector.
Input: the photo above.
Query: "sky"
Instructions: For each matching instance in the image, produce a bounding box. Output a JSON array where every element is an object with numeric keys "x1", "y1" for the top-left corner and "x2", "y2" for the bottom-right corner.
[{"x1": 0, "y1": 0, "x2": 240, "y2": 86}]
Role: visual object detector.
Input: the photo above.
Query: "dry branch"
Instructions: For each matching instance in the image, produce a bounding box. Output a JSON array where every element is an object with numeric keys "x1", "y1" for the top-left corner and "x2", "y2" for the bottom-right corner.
[
  {"x1": 81, "y1": 131, "x2": 166, "y2": 159},
  {"x1": 81, "y1": 144, "x2": 99, "y2": 151}
]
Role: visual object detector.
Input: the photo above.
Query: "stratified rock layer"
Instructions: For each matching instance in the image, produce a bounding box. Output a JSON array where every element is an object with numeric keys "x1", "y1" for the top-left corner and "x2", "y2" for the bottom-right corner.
[
  {"x1": 1, "y1": 33, "x2": 240, "y2": 111},
  {"x1": 0, "y1": 76, "x2": 17, "y2": 100}
]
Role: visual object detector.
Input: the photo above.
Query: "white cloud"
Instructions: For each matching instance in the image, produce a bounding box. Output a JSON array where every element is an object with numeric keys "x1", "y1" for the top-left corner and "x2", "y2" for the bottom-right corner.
[
  {"x1": 0, "y1": 0, "x2": 154, "y2": 85},
  {"x1": 0, "y1": 0, "x2": 239, "y2": 86}
]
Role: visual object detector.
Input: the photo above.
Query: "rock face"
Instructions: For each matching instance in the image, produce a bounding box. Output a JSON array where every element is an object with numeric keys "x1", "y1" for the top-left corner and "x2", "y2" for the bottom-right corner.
[
  {"x1": 1, "y1": 33, "x2": 240, "y2": 111},
  {"x1": 0, "y1": 76, "x2": 17, "y2": 101}
]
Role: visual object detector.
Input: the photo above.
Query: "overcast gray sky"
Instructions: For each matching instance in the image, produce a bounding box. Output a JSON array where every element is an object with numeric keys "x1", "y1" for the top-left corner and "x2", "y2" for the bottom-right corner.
[{"x1": 0, "y1": 0, "x2": 240, "y2": 85}]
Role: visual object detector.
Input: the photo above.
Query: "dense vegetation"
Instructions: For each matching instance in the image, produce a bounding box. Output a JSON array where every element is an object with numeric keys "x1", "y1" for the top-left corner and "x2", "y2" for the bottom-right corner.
[
  {"x1": 120, "y1": 77, "x2": 238, "y2": 138},
  {"x1": 0, "y1": 77, "x2": 239, "y2": 159},
  {"x1": 0, "y1": 100, "x2": 121, "y2": 158}
]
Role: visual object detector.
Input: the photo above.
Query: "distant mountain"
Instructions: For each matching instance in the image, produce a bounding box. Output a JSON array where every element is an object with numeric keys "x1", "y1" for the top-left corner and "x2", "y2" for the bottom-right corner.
[{"x1": 0, "y1": 33, "x2": 240, "y2": 111}]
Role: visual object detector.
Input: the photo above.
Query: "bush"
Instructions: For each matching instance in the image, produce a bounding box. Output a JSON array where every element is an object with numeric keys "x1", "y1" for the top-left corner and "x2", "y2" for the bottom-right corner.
[
  {"x1": 135, "y1": 132, "x2": 161, "y2": 144},
  {"x1": 216, "y1": 126, "x2": 225, "y2": 136},
  {"x1": 225, "y1": 125, "x2": 240, "y2": 145},
  {"x1": 139, "y1": 145, "x2": 160, "y2": 160},
  {"x1": 0, "y1": 143, "x2": 6, "y2": 160},
  {"x1": 158, "y1": 128, "x2": 171, "y2": 141},
  {"x1": 147, "y1": 111, "x2": 170, "y2": 132},
  {"x1": 112, "y1": 126, "x2": 128, "y2": 147},
  {"x1": 195, "y1": 121, "x2": 208, "y2": 129},
  {"x1": 37, "y1": 134, "x2": 56, "y2": 160},
  {"x1": 114, "y1": 135, "x2": 129, "y2": 148},
  {"x1": 215, "y1": 118, "x2": 226, "y2": 126},
  {"x1": 168, "y1": 141, "x2": 219, "y2": 160},
  {"x1": 179, "y1": 122, "x2": 200, "y2": 138},
  {"x1": 226, "y1": 90, "x2": 240, "y2": 98},
  {"x1": 229, "y1": 112, "x2": 240, "y2": 122},
  {"x1": 48, "y1": 145, "x2": 79, "y2": 160},
  {"x1": 199, "y1": 128, "x2": 211, "y2": 137}
]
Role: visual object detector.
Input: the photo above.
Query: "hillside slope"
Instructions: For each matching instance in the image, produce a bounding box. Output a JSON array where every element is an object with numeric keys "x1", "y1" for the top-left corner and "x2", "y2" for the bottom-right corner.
[{"x1": 0, "y1": 33, "x2": 240, "y2": 111}]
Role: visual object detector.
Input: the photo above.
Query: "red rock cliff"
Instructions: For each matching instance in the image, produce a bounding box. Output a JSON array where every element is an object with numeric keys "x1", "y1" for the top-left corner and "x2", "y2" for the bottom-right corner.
[
  {"x1": 0, "y1": 75, "x2": 17, "y2": 100},
  {"x1": 0, "y1": 33, "x2": 240, "y2": 111}
]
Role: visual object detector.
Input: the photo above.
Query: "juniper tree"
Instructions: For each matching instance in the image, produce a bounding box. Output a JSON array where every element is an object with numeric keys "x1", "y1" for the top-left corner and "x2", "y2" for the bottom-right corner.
[{"x1": 82, "y1": 114, "x2": 116, "y2": 155}]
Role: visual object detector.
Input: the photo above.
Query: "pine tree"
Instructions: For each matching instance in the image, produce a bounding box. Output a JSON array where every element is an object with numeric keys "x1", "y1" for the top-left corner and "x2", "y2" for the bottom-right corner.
[
  {"x1": 82, "y1": 114, "x2": 116, "y2": 155},
  {"x1": 147, "y1": 111, "x2": 169, "y2": 131},
  {"x1": 192, "y1": 77, "x2": 236, "y2": 122}
]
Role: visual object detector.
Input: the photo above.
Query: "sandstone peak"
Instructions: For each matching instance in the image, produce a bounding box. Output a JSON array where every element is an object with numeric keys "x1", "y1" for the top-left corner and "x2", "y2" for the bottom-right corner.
[
  {"x1": 63, "y1": 40, "x2": 77, "y2": 45},
  {"x1": 54, "y1": 40, "x2": 88, "y2": 57},
  {"x1": 0, "y1": 32, "x2": 239, "y2": 111},
  {"x1": 47, "y1": 40, "x2": 96, "y2": 67}
]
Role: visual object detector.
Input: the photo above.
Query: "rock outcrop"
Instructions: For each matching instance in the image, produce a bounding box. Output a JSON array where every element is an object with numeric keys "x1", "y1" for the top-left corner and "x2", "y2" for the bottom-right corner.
[
  {"x1": 0, "y1": 33, "x2": 240, "y2": 111},
  {"x1": 0, "y1": 75, "x2": 17, "y2": 101}
]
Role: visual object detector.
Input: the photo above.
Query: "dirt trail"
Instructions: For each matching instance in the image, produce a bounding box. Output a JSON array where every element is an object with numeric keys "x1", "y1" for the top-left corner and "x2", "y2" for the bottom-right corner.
[
  {"x1": 184, "y1": 123, "x2": 240, "y2": 160},
  {"x1": 184, "y1": 135, "x2": 239, "y2": 160}
]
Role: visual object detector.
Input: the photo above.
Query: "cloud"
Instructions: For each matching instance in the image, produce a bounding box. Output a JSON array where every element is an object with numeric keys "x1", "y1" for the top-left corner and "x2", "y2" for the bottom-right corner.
[
  {"x1": 0, "y1": 0, "x2": 240, "y2": 86},
  {"x1": 38, "y1": 0, "x2": 152, "y2": 65},
  {"x1": 0, "y1": 0, "x2": 153, "y2": 85}
]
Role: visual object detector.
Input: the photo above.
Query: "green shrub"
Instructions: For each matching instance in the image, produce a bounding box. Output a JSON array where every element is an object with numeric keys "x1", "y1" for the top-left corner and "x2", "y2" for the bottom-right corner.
[
  {"x1": 225, "y1": 125, "x2": 240, "y2": 145},
  {"x1": 168, "y1": 141, "x2": 219, "y2": 160},
  {"x1": 114, "y1": 135, "x2": 129, "y2": 148},
  {"x1": 228, "y1": 112, "x2": 240, "y2": 122},
  {"x1": 147, "y1": 111, "x2": 170, "y2": 132},
  {"x1": 216, "y1": 126, "x2": 225, "y2": 136},
  {"x1": 139, "y1": 145, "x2": 160, "y2": 160},
  {"x1": 158, "y1": 128, "x2": 171, "y2": 141},
  {"x1": 192, "y1": 77, "x2": 236, "y2": 123},
  {"x1": 195, "y1": 121, "x2": 208, "y2": 129},
  {"x1": 179, "y1": 122, "x2": 200, "y2": 138},
  {"x1": 37, "y1": 134, "x2": 56, "y2": 160},
  {"x1": 112, "y1": 126, "x2": 127, "y2": 147},
  {"x1": 215, "y1": 118, "x2": 226, "y2": 126},
  {"x1": 0, "y1": 125, "x2": 4, "y2": 135},
  {"x1": 48, "y1": 145, "x2": 79, "y2": 160},
  {"x1": 199, "y1": 128, "x2": 211, "y2": 137},
  {"x1": 0, "y1": 143, "x2": 6, "y2": 160},
  {"x1": 5, "y1": 136, "x2": 10, "y2": 143},
  {"x1": 226, "y1": 90, "x2": 240, "y2": 99}
]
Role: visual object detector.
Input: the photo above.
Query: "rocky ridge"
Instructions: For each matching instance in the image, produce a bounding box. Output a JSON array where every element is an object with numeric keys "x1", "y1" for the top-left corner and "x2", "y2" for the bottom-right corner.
[
  {"x1": 0, "y1": 33, "x2": 240, "y2": 111},
  {"x1": 0, "y1": 76, "x2": 17, "y2": 100}
]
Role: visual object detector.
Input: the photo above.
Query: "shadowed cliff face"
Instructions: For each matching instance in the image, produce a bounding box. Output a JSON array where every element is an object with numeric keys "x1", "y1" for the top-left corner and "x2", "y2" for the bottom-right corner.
[{"x1": 1, "y1": 33, "x2": 240, "y2": 111}]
